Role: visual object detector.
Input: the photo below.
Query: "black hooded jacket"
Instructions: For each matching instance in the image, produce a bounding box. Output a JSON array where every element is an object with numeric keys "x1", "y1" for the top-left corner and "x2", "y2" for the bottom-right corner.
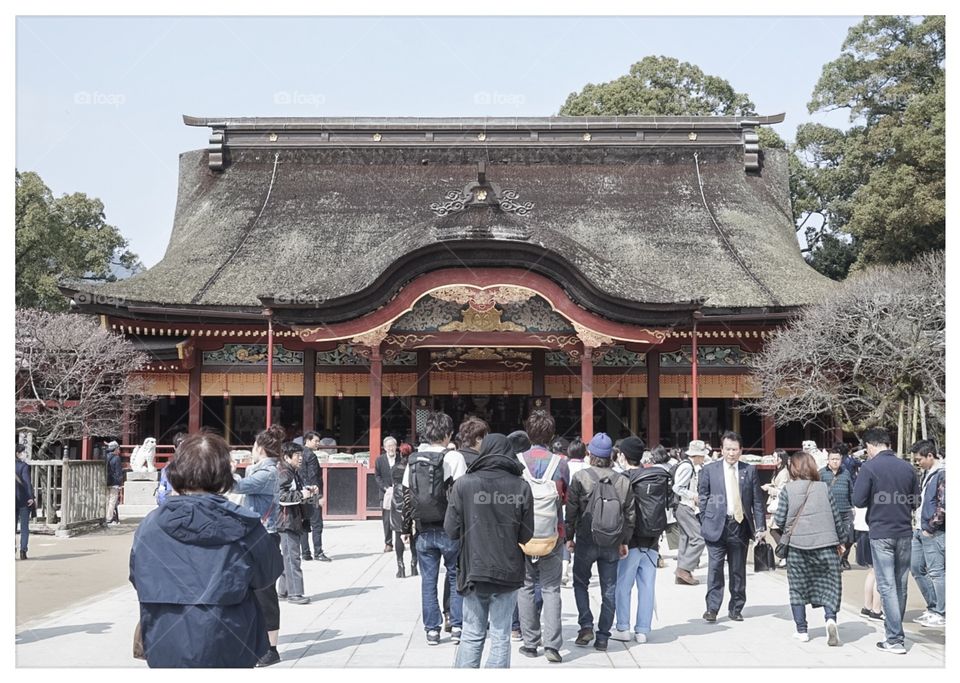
[{"x1": 444, "y1": 434, "x2": 534, "y2": 594}]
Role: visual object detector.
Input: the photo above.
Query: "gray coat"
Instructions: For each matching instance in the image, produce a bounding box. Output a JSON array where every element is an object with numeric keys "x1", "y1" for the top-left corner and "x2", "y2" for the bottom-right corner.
[{"x1": 773, "y1": 480, "x2": 845, "y2": 550}]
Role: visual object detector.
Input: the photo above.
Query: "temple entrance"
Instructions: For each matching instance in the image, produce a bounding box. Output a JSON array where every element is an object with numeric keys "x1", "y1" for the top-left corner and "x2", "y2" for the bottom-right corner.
[{"x1": 434, "y1": 394, "x2": 532, "y2": 437}]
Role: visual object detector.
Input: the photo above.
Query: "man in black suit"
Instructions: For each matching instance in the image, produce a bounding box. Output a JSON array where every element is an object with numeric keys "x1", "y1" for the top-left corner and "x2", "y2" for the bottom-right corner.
[{"x1": 697, "y1": 430, "x2": 766, "y2": 622}]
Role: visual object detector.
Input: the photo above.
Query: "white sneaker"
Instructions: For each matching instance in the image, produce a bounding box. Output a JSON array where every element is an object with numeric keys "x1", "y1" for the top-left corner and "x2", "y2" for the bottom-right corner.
[
  {"x1": 913, "y1": 610, "x2": 935, "y2": 624},
  {"x1": 610, "y1": 629, "x2": 633, "y2": 642},
  {"x1": 792, "y1": 632, "x2": 810, "y2": 642},
  {"x1": 635, "y1": 633, "x2": 647, "y2": 644},
  {"x1": 923, "y1": 614, "x2": 946, "y2": 627},
  {"x1": 826, "y1": 619, "x2": 840, "y2": 646}
]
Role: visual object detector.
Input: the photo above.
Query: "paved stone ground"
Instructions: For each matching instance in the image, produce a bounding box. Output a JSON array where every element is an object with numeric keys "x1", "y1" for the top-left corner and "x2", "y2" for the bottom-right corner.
[{"x1": 15, "y1": 520, "x2": 944, "y2": 667}]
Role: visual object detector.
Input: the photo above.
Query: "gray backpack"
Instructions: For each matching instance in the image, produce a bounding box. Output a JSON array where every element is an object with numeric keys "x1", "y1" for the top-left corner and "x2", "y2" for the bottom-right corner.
[
  {"x1": 587, "y1": 468, "x2": 624, "y2": 547},
  {"x1": 519, "y1": 453, "x2": 562, "y2": 557}
]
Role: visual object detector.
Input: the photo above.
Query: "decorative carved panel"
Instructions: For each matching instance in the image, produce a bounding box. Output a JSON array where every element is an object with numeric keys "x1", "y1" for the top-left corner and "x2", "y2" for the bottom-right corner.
[
  {"x1": 202, "y1": 344, "x2": 303, "y2": 366},
  {"x1": 660, "y1": 345, "x2": 753, "y2": 368},
  {"x1": 315, "y1": 343, "x2": 371, "y2": 366}
]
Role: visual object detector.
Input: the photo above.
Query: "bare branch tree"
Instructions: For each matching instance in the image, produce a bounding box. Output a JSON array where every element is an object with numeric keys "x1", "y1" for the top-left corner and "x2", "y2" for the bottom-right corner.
[
  {"x1": 15, "y1": 309, "x2": 154, "y2": 456},
  {"x1": 745, "y1": 251, "x2": 944, "y2": 443}
]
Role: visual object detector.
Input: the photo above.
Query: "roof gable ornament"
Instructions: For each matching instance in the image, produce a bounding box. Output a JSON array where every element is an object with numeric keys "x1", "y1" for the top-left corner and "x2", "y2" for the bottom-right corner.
[{"x1": 429, "y1": 161, "x2": 534, "y2": 217}]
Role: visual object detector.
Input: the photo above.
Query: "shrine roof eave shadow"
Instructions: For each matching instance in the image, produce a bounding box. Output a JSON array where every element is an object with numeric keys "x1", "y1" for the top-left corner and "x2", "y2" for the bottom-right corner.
[{"x1": 259, "y1": 237, "x2": 703, "y2": 328}]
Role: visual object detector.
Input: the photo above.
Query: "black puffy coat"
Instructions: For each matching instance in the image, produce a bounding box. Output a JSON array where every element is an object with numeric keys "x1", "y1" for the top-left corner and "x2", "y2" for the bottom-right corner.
[
  {"x1": 277, "y1": 460, "x2": 310, "y2": 534},
  {"x1": 130, "y1": 494, "x2": 283, "y2": 668}
]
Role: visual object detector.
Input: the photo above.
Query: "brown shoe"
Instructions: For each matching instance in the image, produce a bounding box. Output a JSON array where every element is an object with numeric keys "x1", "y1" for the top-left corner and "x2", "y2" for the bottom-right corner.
[
  {"x1": 675, "y1": 569, "x2": 699, "y2": 585},
  {"x1": 384, "y1": 544, "x2": 394, "y2": 553}
]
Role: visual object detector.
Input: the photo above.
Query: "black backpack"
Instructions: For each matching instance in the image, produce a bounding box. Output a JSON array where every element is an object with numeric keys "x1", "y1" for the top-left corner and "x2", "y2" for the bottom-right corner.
[
  {"x1": 631, "y1": 467, "x2": 672, "y2": 537},
  {"x1": 587, "y1": 469, "x2": 625, "y2": 547},
  {"x1": 409, "y1": 450, "x2": 450, "y2": 524}
]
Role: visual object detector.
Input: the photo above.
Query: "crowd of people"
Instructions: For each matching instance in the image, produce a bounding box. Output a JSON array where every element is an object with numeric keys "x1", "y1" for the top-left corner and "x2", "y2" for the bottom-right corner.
[{"x1": 60, "y1": 411, "x2": 941, "y2": 668}]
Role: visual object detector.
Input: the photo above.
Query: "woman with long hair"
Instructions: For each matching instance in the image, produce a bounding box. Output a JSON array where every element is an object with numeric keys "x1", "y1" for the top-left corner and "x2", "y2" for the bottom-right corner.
[
  {"x1": 763, "y1": 449, "x2": 792, "y2": 547},
  {"x1": 391, "y1": 443, "x2": 418, "y2": 578},
  {"x1": 772, "y1": 452, "x2": 846, "y2": 646}
]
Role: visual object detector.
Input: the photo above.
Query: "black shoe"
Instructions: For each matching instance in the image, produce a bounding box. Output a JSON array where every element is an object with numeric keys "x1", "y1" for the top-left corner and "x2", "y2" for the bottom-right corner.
[
  {"x1": 410, "y1": 563, "x2": 419, "y2": 577},
  {"x1": 256, "y1": 649, "x2": 280, "y2": 667},
  {"x1": 519, "y1": 646, "x2": 539, "y2": 658},
  {"x1": 302, "y1": 554, "x2": 313, "y2": 561},
  {"x1": 19, "y1": 550, "x2": 27, "y2": 560},
  {"x1": 841, "y1": 559, "x2": 852, "y2": 571},
  {"x1": 728, "y1": 612, "x2": 744, "y2": 622},
  {"x1": 544, "y1": 647, "x2": 562, "y2": 663},
  {"x1": 316, "y1": 553, "x2": 332, "y2": 562},
  {"x1": 575, "y1": 627, "x2": 594, "y2": 646},
  {"x1": 703, "y1": 611, "x2": 718, "y2": 623},
  {"x1": 861, "y1": 608, "x2": 885, "y2": 621},
  {"x1": 396, "y1": 564, "x2": 406, "y2": 579},
  {"x1": 594, "y1": 637, "x2": 608, "y2": 652}
]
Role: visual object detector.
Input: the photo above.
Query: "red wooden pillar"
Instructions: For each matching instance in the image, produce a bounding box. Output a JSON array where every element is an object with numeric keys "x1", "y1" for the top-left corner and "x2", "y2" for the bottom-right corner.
[
  {"x1": 188, "y1": 363, "x2": 201, "y2": 433},
  {"x1": 646, "y1": 350, "x2": 660, "y2": 447},
  {"x1": 581, "y1": 346, "x2": 594, "y2": 443},
  {"x1": 303, "y1": 349, "x2": 316, "y2": 433},
  {"x1": 81, "y1": 432, "x2": 91, "y2": 460},
  {"x1": 762, "y1": 414, "x2": 776, "y2": 454},
  {"x1": 265, "y1": 315, "x2": 274, "y2": 428},
  {"x1": 368, "y1": 348, "x2": 383, "y2": 471},
  {"x1": 691, "y1": 326, "x2": 699, "y2": 441}
]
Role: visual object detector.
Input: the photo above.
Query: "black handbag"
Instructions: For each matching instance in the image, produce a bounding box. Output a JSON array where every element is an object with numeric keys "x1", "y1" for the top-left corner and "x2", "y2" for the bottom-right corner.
[
  {"x1": 754, "y1": 540, "x2": 776, "y2": 572},
  {"x1": 775, "y1": 482, "x2": 813, "y2": 560}
]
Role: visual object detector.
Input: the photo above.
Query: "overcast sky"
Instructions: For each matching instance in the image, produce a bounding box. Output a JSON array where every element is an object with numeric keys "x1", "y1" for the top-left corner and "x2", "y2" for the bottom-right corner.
[{"x1": 16, "y1": 15, "x2": 859, "y2": 267}]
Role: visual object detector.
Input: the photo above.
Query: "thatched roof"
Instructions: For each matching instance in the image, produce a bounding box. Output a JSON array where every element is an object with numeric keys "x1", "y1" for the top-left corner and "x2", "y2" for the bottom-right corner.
[{"x1": 66, "y1": 115, "x2": 834, "y2": 324}]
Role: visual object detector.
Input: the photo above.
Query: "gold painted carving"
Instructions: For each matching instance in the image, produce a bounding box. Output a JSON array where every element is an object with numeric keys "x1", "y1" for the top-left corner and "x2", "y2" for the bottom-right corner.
[
  {"x1": 350, "y1": 323, "x2": 391, "y2": 348},
  {"x1": 439, "y1": 307, "x2": 525, "y2": 333},
  {"x1": 572, "y1": 322, "x2": 613, "y2": 349}
]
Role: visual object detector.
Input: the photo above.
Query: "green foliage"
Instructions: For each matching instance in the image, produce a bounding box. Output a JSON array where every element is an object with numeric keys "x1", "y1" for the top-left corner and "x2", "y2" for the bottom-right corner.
[
  {"x1": 796, "y1": 16, "x2": 944, "y2": 272},
  {"x1": 16, "y1": 171, "x2": 142, "y2": 311},
  {"x1": 560, "y1": 55, "x2": 756, "y2": 116}
]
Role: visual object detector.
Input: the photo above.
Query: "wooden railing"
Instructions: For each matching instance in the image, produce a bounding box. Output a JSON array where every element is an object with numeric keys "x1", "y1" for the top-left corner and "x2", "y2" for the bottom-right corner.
[{"x1": 25, "y1": 459, "x2": 107, "y2": 535}]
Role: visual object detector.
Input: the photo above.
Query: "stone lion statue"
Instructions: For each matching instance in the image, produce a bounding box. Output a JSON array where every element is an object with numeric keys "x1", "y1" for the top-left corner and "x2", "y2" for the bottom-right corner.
[{"x1": 131, "y1": 437, "x2": 158, "y2": 473}]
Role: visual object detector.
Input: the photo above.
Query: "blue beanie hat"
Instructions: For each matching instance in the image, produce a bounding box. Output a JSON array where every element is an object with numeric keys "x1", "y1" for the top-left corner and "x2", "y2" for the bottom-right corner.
[{"x1": 588, "y1": 432, "x2": 613, "y2": 458}]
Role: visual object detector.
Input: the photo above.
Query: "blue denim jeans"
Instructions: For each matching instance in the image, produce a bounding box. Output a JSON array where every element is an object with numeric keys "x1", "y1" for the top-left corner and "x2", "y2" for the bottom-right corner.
[
  {"x1": 416, "y1": 527, "x2": 462, "y2": 632},
  {"x1": 16, "y1": 507, "x2": 30, "y2": 552},
  {"x1": 572, "y1": 538, "x2": 620, "y2": 638},
  {"x1": 454, "y1": 589, "x2": 518, "y2": 668},
  {"x1": 871, "y1": 536, "x2": 912, "y2": 645},
  {"x1": 791, "y1": 604, "x2": 837, "y2": 633},
  {"x1": 911, "y1": 530, "x2": 945, "y2": 616},
  {"x1": 615, "y1": 547, "x2": 659, "y2": 634}
]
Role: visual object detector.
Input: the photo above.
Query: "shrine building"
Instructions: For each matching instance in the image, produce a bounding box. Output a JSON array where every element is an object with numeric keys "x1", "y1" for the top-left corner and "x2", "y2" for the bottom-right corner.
[{"x1": 62, "y1": 114, "x2": 837, "y2": 519}]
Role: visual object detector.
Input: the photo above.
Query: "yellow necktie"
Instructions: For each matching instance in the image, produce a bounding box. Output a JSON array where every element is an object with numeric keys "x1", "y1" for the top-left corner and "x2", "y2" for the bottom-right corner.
[{"x1": 728, "y1": 464, "x2": 744, "y2": 524}]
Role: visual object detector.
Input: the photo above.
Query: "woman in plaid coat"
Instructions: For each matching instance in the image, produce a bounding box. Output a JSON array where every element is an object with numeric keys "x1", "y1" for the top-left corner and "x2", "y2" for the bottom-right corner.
[{"x1": 773, "y1": 452, "x2": 847, "y2": 646}]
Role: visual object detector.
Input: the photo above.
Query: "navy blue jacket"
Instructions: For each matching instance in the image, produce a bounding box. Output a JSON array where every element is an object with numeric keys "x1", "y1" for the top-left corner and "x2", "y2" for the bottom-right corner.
[
  {"x1": 852, "y1": 450, "x2": 919, "y2": 540},
  {"x1": 842, "y1": 455, "x2": 861, "y2": 480},
  {"x1": 130, "y1": 494, "x2": 284, "y2": 668},
  {"x1": 919, "y1": 466, "x2": 945, "y2": 534},
  {"x1": 697, "y1": 459, "x2": 766, "y2": 542},
  {"x1": 106, "y1": 451, "x2": 124, "y2": 486},
  {"x1": 16, "y1": 459, "x2": 33, "y2": 509}
]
